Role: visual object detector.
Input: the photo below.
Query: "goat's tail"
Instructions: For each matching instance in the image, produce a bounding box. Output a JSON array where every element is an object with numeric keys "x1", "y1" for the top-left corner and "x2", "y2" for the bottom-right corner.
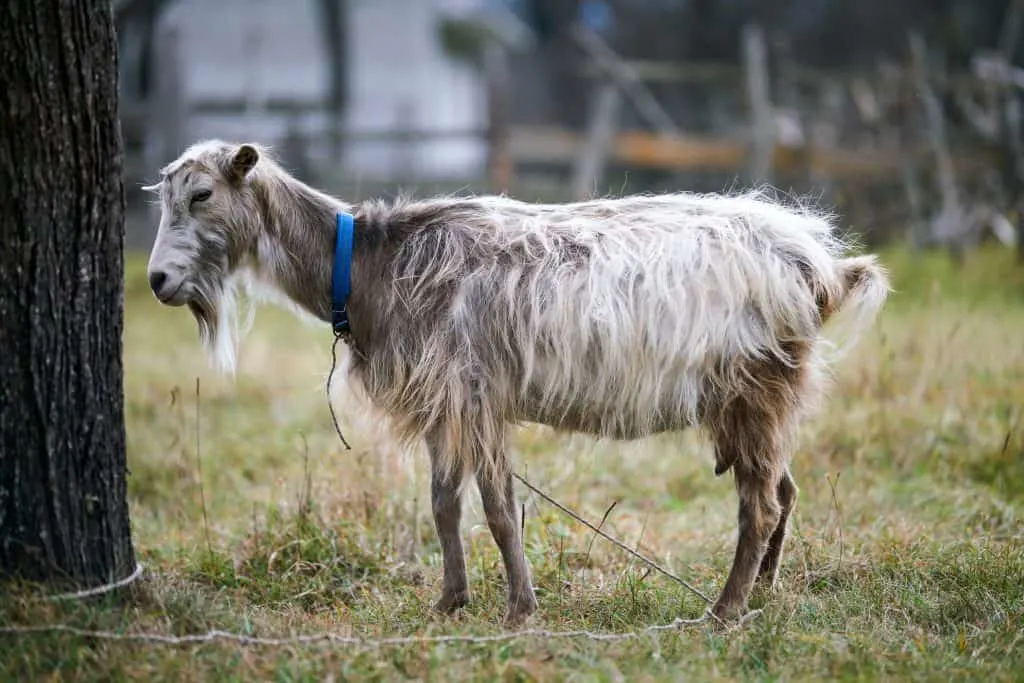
[{"x1": 819, "y1": 254, "x2": 890, "y2": 351}]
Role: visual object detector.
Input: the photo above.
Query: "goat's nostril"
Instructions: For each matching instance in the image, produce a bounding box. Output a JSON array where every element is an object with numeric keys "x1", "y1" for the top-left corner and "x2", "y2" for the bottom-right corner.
[{"x1": 149, "y1": 270, "x2": 167, "y2": 294}]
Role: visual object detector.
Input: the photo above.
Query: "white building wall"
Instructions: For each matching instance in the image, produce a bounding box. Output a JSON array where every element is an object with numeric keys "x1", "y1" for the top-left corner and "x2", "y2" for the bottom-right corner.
[
  {"x1": 345, "y1": 0, "x2": 488, "y2": 178},
  {"x1": 156, "y1": 0, "x2": 488, "y2": 180}
]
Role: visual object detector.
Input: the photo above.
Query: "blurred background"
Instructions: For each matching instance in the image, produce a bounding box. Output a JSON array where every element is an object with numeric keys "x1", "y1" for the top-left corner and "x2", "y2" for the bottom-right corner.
[{"x1": 117, "y1": 0, "x2": 1024, "y2": 262}]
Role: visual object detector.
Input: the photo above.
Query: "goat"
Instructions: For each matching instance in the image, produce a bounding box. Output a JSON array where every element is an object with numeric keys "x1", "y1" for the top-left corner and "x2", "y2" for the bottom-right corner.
[{"x1": 144, "y1": 140, "x2": 889, "y2": 626}]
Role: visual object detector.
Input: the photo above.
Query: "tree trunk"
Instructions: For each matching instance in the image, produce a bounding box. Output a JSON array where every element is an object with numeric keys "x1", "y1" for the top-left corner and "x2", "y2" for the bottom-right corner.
[{"x1": 0, "y1": 0, "x2": 136, "y2": 589}]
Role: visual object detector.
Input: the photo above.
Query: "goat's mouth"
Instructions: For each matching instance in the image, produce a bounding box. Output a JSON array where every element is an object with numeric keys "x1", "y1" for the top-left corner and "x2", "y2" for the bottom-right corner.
[{"x1": 156, "y1": 283, "x2": 187, "y2": 307}]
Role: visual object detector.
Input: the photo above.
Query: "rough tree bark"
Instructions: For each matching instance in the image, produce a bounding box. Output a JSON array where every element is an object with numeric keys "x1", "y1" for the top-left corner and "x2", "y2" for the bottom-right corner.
[{"x1": 0, "y1": 0, "x2": 136, "y2": 589}]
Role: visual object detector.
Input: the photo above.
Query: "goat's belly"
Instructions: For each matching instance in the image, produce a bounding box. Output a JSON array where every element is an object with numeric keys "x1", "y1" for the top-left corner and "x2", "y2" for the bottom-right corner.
[
  {"x1": 514, "y1": 366, "x2": 703, "y2": 440},
  {"x1": 517, "y1": 401, "x2": 694, "y2": 439}
]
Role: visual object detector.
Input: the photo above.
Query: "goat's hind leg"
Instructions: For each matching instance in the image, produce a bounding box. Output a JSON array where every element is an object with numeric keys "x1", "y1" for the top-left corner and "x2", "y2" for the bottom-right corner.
[
  {"x1": 427, "y1": 435, "x2": 469, "y2": 615},
  {"x1": 710, "y1": 339, "x2": 807, "y2": 622},
  {"x1": 476, "y1": 462, "x2": 538, "y2": 626},
  {"x1": 712, "y1": 459, "x2": 782, "y2": 622},
  {"x1": 757, "y1": 468, "x2": 798, "y2": 588},
  {"x1": 709, "y1": 395, "x2": 789, "y2": 623}
]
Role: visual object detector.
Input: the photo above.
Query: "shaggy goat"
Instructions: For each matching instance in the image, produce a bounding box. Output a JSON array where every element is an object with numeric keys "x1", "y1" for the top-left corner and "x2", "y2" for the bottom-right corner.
[{"x1": 144, "y1": 140, "x2": 889, "y2": 626}]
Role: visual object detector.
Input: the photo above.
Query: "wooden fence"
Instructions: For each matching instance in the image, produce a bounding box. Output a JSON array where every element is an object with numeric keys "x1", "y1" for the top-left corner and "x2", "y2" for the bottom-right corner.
[{"x1": 121, "y1": 18, "x2": 1023, "y2": 254}]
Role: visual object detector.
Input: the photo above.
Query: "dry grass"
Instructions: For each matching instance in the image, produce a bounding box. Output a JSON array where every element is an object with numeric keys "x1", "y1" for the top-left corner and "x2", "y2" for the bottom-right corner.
[{"x1": 2, "y1": 244, "x2": 1023, "y2": 682}]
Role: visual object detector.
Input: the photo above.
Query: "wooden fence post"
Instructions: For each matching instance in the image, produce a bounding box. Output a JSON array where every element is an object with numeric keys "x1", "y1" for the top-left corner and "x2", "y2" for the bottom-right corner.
[
  {"x1": 152, "y1": 24, "x2": 185, "y2": 168},
  {"x1": 147, "y1": 23, "x2": 186, "y2": 242},
  {"x1": 902, "y1": 157, "x2": 928, "y2": 251},
  {"x1": 571, "y1": 25, "x2": 679, "y2": 136},
  {"x1": 909, "y1": 30, "x2": 966, "y2": 257},
  {"x1": 997, "y1": 0, "x2": 1024, "y2": 260},
  {"x1": 393, "y1": 101, "x2": 417, "y2": 189},
  {"x1": 572, "y1": 82, "x2": 622, "y2": 200},
  {"x1": 743, "y1": 24, "x2": 773, "y2": 186},
  {"x1": 485, "y1": 43, "x2": 513, "y2": 195}
]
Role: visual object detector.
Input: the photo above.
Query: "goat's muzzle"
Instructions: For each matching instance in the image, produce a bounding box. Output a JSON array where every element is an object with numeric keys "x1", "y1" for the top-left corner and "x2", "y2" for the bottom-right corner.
[{"x1": 148, "y1": 269, "x2": 187, "y2": 306}]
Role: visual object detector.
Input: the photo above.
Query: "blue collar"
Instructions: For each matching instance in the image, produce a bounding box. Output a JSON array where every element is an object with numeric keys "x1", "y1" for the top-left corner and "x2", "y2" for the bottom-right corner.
[{"x1": 332, "y1": 212, "x2": 355, "y2": 335}]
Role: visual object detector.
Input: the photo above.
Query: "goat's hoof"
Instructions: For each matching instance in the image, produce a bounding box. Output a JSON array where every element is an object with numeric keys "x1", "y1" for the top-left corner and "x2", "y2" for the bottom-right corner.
[
  {"x1": 755, "y1": 569, "x2": 779, "y2": 590},
  {"x1": 433, "y1": 589, "x2": 469, "y2": 615},
  {"x1": 502, "y1": 591, "x2": 539, "y2": 628},
  {"x1": 709, "y1": 600, "x2": 746, "y2": 628}
]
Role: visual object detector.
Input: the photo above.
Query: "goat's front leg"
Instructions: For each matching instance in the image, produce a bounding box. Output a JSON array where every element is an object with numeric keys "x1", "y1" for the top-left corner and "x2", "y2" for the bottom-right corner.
[
  {"x1": 475, "y1": 464, "x2": 538, "y2": 626},
  {"x1": 427, "y1": 439, "x2": 469, "y2": 615}
]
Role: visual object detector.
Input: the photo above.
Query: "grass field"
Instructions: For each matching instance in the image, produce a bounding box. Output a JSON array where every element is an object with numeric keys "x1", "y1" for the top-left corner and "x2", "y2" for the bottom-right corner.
[{"x1": 2, "y1": 245, "x2": 1023, "y2": 681}]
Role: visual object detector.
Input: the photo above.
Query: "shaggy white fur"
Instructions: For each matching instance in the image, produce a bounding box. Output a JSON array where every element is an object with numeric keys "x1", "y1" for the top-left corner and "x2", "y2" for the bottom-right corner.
[
  {"x1": 460, "y1": 192, "x2": 881, "y2": 434},
  {"x1": 339, "y1": 190, "x2": 889, "y2": 488}
]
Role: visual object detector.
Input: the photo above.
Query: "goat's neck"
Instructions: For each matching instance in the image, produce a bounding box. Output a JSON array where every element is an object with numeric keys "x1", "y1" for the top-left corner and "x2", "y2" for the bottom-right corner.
[{"x1": 254, "y1": 172, "x2": 349, "y2": 323}]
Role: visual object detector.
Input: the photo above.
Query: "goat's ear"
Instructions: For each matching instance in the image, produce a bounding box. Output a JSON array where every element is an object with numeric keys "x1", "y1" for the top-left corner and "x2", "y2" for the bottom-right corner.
[
  {"x1": 141, "y1": 182, "x2": 161, "y2": 194},
  {"x1": 228, "y1": 144, "x2": 259, "y2": 182}
]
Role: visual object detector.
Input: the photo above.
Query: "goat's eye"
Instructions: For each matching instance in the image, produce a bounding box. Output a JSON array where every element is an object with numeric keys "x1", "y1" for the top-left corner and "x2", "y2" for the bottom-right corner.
[{"x1": 190, "y1": 189, "x2": 212, "y2": 205}]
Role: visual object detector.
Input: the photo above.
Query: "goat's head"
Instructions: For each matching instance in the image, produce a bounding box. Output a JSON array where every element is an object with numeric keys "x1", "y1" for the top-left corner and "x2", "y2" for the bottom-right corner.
[{"x1": 144, "y1": 140, "x2": 265, "y2": 370}]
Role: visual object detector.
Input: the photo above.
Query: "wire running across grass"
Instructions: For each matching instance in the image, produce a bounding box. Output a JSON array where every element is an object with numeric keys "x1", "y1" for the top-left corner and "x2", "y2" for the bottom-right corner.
[
  {"x1": 511, "y1": 473, "x2": 716, "y2": 607},
  {"x1": 0, "y1": 612, "x2": 768, "y2": 650}
]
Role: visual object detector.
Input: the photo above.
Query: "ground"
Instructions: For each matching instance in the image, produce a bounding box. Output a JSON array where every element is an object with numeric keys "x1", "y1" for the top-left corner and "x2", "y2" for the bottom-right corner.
[{"x1": 1, "y1": 245, "x2": 1023, "y2": 682}]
